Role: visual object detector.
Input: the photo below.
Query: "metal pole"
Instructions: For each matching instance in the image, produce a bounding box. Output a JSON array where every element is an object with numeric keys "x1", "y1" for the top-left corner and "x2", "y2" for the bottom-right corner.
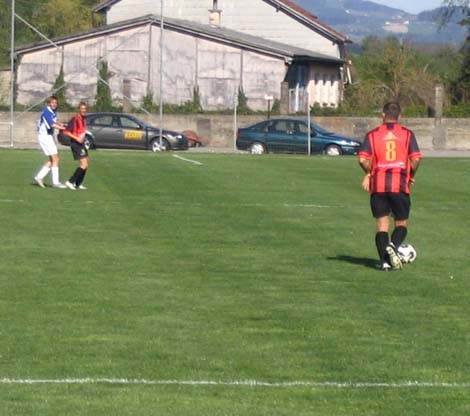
[
  {"x1": 233, "y1": 92, "x2": 238, "y2": 151},
  {"x1": 10, "y1": 0, "x2": 15, "y2": 147},
  {"x1": 307, "y1": 91, "x2": 311, "y2": 156},
  {"x1": 158, "y1": 0, "x2": 164, "y2": 148}
]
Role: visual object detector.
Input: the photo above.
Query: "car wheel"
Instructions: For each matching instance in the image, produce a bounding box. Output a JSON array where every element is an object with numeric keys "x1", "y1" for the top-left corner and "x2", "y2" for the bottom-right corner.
[
  {"x1": 85, "y1": 136, "x2": 95, "y2": 150},
  {"x1": 248, "y1": 142, "x2": 266, "y2": 155},
  {"x1": 150, "y1": 138, "x2": 170, "y2": 152},
  {"x1": 325, "y1": 144, "x2": 342, "y2": 156}
]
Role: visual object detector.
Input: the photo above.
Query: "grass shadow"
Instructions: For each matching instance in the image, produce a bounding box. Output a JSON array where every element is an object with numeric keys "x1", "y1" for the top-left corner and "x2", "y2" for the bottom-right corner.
[{"x1": 328, "y1": 255, "x2": 378, "y2": 270}]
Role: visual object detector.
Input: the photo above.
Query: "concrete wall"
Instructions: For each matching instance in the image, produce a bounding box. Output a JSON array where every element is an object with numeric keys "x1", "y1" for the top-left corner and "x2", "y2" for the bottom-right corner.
[{"x1": 1, "y1": 112, "x2": 469, "y2": 151}]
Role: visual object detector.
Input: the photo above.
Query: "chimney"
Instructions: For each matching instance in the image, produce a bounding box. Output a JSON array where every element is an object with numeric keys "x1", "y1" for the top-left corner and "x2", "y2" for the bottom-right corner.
[{"x1": 209, "y1": 0, "x2": 221, "y2": 26}]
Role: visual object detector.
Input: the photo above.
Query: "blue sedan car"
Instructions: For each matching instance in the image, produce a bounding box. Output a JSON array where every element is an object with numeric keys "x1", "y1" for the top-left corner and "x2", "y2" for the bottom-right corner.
[{"x1": 236, "y1": 118, "x2": 361, "y2": 156}]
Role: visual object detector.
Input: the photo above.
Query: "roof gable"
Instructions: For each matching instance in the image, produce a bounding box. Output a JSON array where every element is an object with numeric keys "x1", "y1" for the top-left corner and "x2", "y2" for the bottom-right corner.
[
  {"x1": 94, "y1": 0, "x2": 349, "y2": 43},
  {"x1": 94, "y1": 0, "x2": 119, "y2": 12},
  {"x1": 15, "y1": 14, "x2": 343, "y2": 65}
]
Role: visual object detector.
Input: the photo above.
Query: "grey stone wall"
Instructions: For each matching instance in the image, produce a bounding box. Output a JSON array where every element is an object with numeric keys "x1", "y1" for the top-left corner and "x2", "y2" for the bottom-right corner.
[
  {"x1": 0, "y1": 70, "x2": 11, "y2": 106},
  {"x1": 1, "y1": 111, "x2": 469, "y2": 151}
]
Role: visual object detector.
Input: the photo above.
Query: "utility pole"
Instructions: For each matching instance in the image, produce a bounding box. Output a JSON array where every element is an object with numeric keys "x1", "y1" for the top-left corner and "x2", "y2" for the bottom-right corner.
[
  {"x1": 158, "y1": 0, "x2": 164, "y2": 148},
  {"x1": 10, "y1": 0, "x2": 15, "y2": 147}
]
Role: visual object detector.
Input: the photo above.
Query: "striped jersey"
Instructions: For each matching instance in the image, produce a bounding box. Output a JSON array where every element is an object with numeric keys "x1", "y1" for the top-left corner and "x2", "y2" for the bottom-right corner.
[
  {"x1": 64, "y1": 114, "x2": 87, "y2": 141},
  {"x1": 358, "y1": 123, "x2": 422, "y2": 194},
  {"x1": 37, "y1": 106, "x2": 57, "y2": 136}
]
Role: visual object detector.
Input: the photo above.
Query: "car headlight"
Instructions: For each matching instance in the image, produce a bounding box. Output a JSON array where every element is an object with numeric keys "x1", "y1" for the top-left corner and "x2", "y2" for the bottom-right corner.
[
  {"x1": 166, "y1": 134, "x2": 183, "y2": 140},
  {"x1": 338, "y1": 140, "x2": 359, "y2": 146}
]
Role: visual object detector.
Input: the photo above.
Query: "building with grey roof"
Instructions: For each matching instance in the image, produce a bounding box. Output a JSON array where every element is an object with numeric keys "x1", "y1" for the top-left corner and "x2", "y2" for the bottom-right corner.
[{"x1": 15, "y1": 0, "x2": 351, "y2": 112}]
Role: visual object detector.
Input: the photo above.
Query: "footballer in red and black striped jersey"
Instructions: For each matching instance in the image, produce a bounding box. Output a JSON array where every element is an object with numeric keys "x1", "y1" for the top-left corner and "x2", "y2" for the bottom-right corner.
[
  {"x1": 358, "y1": 102, "x2": 422, "y2": 271},
  {"x1": 64, "y1": 102, "x2": 90, "y2": 190}
]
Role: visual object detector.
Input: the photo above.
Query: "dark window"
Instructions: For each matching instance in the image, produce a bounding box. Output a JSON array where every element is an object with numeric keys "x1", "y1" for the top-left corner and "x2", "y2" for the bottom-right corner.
[
  {"x1": 297, "y1": 122, "x2": 309, "y2": 135},
  {"x1": 253, "y1": 121, "x2": 268, "y2": 132},
  {"x1": 119, "y1": 116, "x2": 141, "y2": 129},
  {"x1": 90, "y1": 115, "x2": 113, "y2": 127},
  {"x1": 272, "y1": 121, "x2": 293, "y2": 134}
]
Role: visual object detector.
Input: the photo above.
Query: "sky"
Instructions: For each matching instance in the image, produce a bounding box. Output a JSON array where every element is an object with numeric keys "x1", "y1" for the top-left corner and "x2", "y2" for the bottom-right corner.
[{"x1": 371, "y1": 0, "x2": 445, "y2": 14}]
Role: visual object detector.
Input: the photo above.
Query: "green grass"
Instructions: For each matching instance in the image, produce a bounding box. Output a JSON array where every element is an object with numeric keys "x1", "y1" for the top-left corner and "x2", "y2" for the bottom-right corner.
[{"x1": 1, "y1": 149, "x2": 470, "y2": 415}]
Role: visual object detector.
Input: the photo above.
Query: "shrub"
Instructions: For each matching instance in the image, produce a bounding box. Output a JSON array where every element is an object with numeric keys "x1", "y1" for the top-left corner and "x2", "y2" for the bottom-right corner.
[{"x1": 94, "y1": 60, "x2": 120, "y2": 112}]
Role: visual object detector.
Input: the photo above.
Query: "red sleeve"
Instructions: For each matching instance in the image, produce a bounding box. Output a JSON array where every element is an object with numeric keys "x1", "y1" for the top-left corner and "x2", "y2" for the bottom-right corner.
[{"x1": 64, "y1": 116, "x2": 86, "y2": 140}]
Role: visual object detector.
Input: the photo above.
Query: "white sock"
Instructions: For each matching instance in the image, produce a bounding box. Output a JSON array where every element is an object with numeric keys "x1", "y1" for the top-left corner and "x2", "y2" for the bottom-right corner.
[
  {"x1": 36, "y1": 165, "x2": 50, "y2": 180},
  {"x1": 51, "y1": 167, "x2": 60, "y2": 185}
]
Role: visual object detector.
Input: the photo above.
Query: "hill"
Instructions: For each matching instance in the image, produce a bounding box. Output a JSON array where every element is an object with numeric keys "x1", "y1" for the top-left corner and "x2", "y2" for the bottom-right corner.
[{"x1": 294, "y1": 0, "x2": 466, "y2": 44}]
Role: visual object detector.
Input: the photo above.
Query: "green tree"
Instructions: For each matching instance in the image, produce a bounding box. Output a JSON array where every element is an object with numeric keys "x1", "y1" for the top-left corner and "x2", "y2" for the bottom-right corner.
[
  {"x1": 94, "y1": 60, "x2": 115, "y2": 111},
  {"x1": 52, "y1": 65, "x2": 72, "y2": 109},
  {"x1": 52, "y1": 66, "x2": 65, "y2": 98},
  {"x1": 439, "y1": 1, "x2": 470, "y2": 104},
  {"x1": 441, "y1": 1, "x2": 470, "y2": 26},
  {"x1": 237, "y1": 87, "x2": 253, "y2": 114},
  {"x1": 34, "y1": 0, "x2": 95, "y2": 38},
  {"x1": 0, "y1": 0, "x2": 45, "y2": 67},
  {"x1": 345, "y1": 37, "x2": 438, "y2": 114},
  {"x1": 0, "y1": 0, "x2": 102, "y2": 67},
  {"x1": 142, "y1": 90, "x2": 158, "y2": 113}
]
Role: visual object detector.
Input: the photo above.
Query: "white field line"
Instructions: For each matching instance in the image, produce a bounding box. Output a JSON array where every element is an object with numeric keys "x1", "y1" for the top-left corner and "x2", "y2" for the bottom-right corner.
[
  {"x1": 172, "y1": 154, "x2": 203, "y2": 165},
  {"x1": 0, "y1": 199, "x2": 341, "y2": 209},
  {"x1": 1, "y1": 378, "x2": 470, "y2": 389}
]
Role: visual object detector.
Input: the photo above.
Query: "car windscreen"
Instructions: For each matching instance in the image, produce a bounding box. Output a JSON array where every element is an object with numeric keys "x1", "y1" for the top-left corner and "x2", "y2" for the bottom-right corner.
[
  {"x1": 251, "y1": 122, "x2": 268, "y2": 131},
  {"x1": 310, "y1": 122, "x2": 332, "y2": 135}
]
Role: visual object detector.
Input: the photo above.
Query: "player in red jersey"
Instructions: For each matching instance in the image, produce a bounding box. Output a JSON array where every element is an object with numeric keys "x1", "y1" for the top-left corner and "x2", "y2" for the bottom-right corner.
[
  {"x1": 64, "y1": 102, "x2": 90, "y2": 190},
  {"x1": 358, "y1": 102, "x2": 422, "y2": 271}
]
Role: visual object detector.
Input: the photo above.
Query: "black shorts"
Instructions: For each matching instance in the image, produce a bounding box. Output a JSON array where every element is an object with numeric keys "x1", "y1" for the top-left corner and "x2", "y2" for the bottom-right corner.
[
  {"x1": 71, "y1": 141, "x2": 88, "y2": 160},
  {"x1": 370, "y1": 192, "x2": 410, "y2": 220}
]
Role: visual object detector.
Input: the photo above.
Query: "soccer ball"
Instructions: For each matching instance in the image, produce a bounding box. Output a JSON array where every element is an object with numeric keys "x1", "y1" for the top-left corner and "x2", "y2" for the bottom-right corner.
[{"x1": 397, "y1": 243, "x2": 417, "y2": 264}]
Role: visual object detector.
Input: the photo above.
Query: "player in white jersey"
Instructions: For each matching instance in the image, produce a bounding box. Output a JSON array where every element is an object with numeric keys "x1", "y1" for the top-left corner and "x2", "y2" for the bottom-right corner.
[{"x1": 34, "y1": 96, "x2": 67, "y2": 188}]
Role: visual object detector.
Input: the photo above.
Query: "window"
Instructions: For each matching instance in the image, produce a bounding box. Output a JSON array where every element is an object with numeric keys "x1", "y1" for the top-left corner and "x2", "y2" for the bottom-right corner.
[
  {"x1": 273, "y1": 121, "x2": 295, "y2": 134},
  {"x1": 297, "y1": 122, "x2": 309, "y2": 135},
  {"x1": 254, "y1": 121, "x2": 268, "y2": 132},
  {"x1": 90, "y1": 115, "x2": 113, "y2": 127},
  {"x1": 119, "y1": 116, "x2": 141, "y2": 129}
]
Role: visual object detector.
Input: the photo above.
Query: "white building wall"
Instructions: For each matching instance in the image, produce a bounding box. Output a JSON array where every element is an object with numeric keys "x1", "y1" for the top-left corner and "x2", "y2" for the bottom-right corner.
[
  {"x1": 308, "y1": 65, "x2": 341, "y2": 108},
  {"x1": 106, "y1": 0, "x2": 340, "y2": 58},
  {"x1": 16, "y1": 23, "x2": 289, "y2": 111},
  {"x1": 106, "y1": 0, "x2": 209, "y2": 26},
  {"x1": 195, "y1": 38, "x2": 242, "y2": 109},
  {"x1": 105, "y1": 27, "x2": 151, "y2": 104},
  {"x1": 150, "y1": 27, "x2": 198, "y2": 105},
  {"x1": 62, "y1": 37, "x2": 105, "y2": 105},
  {"x1": 17, "y1": 49, "x2": 63, "y2": 104},
  {"x1": 242, "y1": 51, "x2": 286, "y2": 109}
]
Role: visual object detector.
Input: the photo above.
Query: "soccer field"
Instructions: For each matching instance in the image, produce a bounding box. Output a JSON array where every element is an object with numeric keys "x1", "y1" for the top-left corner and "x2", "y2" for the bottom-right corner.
[{"x1": 1, "y1": 149, "x2": 469, "y2": 415}]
